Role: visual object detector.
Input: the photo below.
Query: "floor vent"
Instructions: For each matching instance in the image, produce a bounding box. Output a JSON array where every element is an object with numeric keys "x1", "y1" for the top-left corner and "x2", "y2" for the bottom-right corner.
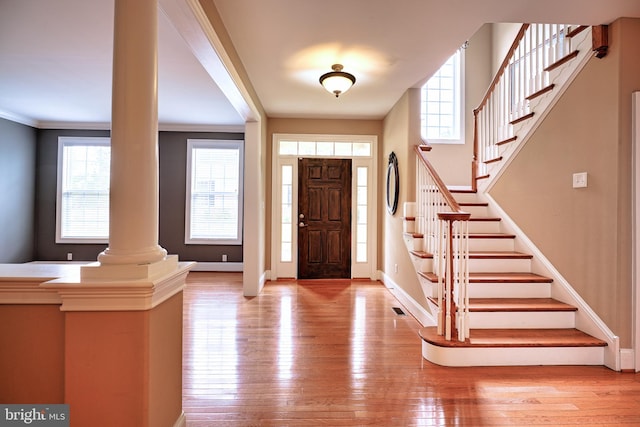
[{"x1": 392, "y1": 307, "x2": 406, "y2": 316}]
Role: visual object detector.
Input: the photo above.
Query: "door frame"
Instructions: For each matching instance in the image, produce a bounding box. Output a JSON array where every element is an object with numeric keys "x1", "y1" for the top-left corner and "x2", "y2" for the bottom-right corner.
[
  {"x1": 633, "y1": 91, "x2": 640, "y2": 372},
  {"x1": 270, "y1": 134, "x2": 378, "y2": 280}
]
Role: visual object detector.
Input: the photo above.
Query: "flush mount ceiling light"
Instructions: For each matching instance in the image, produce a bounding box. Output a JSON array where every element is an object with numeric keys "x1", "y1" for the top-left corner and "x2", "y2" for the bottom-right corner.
[{"x1": 319, "y1": 64, "x2": 356, "y2": 98}]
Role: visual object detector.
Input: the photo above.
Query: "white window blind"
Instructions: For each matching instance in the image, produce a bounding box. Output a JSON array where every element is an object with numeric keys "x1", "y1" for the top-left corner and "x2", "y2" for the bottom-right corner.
[
  {"x1": 421, "y1": 49, "x2": 464, "y2": 143},
  {"x1": 56, "y1": 137, "x2": 111, "y2": 243},
  {"x1": 186, "y1": 140, "x2": 243, "y2": 245}
]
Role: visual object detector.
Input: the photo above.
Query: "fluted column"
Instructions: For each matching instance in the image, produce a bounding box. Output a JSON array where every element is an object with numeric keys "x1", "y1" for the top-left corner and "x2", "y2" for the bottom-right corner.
[{"x1": 98, "y1": 0, "x2": 167, "y2": 266}]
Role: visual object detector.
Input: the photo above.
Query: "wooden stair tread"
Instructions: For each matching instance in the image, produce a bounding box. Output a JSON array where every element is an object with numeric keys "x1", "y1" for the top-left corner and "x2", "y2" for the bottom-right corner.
[
  {"x1": 467, "y1": 298, "x2": 576, "y2": 312},
  {"x1": 510, "y1": 112, "x2": 535, "y2": 125},
  {"x1": 447, "y1": 186, "x2": 476, "y2": 193},
  {"x1": 496, "y1": 136, "x2": 517, "y2": 146},
  {"x1": 484, "y1": 156, "x2": 503, "y2": 164},
  {"x1": 420, "y1": 272, "x2": 553, "y2": 283},
  {"x1": 410, "y1": 250, "x2": 432, "y2": 259},
  {"x1": 469, "y1": 233, "x2": 515, "y2": 239},
  {"x1": 420, "y1": 327, "x2": 607, "y2": 348},
  {"x1": 468, "y1": 251, "x2": 532, "y2": 259},
  {"x1": 427, "y1": 297, "x2": 575, "y2": 312},
  {"x1": 404, "y1": 232, "x2": 423, "y2": 238},
  {"x1": 469, "y1": 216, "x2": 501, "y2": 222},
  {"x1": 458, "y1": 202, "x2": 488, "y2": 207}
]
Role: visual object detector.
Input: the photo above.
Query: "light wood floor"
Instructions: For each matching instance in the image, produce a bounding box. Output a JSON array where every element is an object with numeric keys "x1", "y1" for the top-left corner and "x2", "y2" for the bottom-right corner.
[{"x1": 183, "y1": 272, "x2": 640, "y2": 426}]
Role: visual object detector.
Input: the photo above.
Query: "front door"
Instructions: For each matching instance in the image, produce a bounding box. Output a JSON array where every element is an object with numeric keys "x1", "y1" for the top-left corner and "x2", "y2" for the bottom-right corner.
[{"x1": 298, "y1": 158, "x2": 352, "y2": 279}]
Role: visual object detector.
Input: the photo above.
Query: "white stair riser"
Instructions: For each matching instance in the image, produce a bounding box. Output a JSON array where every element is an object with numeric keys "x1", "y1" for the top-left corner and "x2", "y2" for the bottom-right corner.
[
  {"x1": 403, "y1": 220, "x2": 416, "y2": 234},
  {"x1": 403, "y1": 202, "x2": 416, "y2": 217},
  {"x1": 450, "y1": 193, "x2": 480, "y2": 204},
  {"x1": 411, "y1": 237, "x2": 424, "y2": 252},
  {"x1": 469, "y1": 311, "x2": 575, "y2": 329},
  {"x1": 468, "y1": 220, "x2": 501, "y2": 233},
  {"x1": 468, "y1": 282, "x2": 551, "y2": 298},
  {"x1": 409, "y1": 255, "x2": 432, "y2": 274},
  {"x1": 468, "y1": 238, "x2": 514, "y2": 252},
  {"x1": 469, "y1": 258, "x2": 531, "y2": 273},
  {"x1": 460, "y1": 205, "x2": 489, "y2": 216},
  {"x1": 423, "y1": 341, "x2": 605, "y2": 367},
  {"x1": 403, "y1": 235, "x2": 423, "y2": 252},
  {"x1": 418, "y1": 258, "x2": 432, "y2": 272}
]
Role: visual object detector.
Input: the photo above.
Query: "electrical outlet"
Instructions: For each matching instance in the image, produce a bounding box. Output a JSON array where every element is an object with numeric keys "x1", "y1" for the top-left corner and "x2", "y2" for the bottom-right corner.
[
  {"x1": 573, "y1": 172, "x2": 588, "y2": 188},
  {"x1": 222, "y1": 254, "x2": 228, "y2": 262},
  {"x1": 67, "y1": 252, "x2": 73, "y2": 261},
  {"x1": 394, "y1": 263, "x2": 398, "y2": 273}
]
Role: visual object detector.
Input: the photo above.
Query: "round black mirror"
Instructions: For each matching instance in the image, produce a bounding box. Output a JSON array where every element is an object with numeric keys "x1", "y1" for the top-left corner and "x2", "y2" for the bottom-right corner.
[{"x1": 386, "y1": 152, "x2": 399, "y2": 215}]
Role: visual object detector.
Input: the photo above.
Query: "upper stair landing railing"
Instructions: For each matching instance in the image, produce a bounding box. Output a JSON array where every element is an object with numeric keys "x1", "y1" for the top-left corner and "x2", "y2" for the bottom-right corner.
[
  {"x1": 472, "y1": 24, "x2": 592, "y2": 190},
  {"x1": 415, "y1": 145, "x2": 470, "y2": 342}
]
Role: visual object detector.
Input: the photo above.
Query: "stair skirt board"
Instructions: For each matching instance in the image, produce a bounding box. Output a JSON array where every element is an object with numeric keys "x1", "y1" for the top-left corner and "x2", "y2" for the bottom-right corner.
[{"x1": 422, "y1": 340, "x2": 605, "y2": 367}]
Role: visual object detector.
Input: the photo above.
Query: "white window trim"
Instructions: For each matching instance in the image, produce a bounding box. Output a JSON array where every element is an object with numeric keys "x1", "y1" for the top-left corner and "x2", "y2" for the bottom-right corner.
[
  {"x1": 270, "y1": 134, "x2": 378, "y2": 280},
  {"x1": 56, "y1": 136, "x2": 111, "y2": 244},
  {"x1": 185, "y1": 139, "x2": 244, "y2": 245},
  {"x1": 421, "y1": 49, "x2": 465, "y2": 145}
]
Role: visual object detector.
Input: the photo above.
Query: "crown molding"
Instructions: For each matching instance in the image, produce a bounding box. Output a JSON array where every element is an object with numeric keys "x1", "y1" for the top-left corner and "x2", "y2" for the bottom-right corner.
[{"x1": 0, "y1": 110, "x2": 38, "y2": 127}]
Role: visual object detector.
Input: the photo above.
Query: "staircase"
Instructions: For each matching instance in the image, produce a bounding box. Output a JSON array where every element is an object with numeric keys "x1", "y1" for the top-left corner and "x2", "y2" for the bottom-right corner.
[
  {"x1": 403, "y1": 190, "x2": 608, "y2": 367},
  {"x1": 397, "y1": 23, "x2": 621, "y2": 368}
]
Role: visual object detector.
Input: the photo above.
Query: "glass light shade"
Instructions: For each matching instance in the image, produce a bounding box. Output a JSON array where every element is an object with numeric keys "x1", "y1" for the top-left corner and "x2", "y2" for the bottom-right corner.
[{"x1": 319, "y1": 64, "x2": 356, "y2": 97}]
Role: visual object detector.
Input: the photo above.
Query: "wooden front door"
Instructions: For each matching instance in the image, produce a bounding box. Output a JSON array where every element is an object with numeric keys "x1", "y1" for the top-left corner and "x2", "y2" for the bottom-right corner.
[{"x1": 298, "y1": 158, "x2": 352, "y2": 279}]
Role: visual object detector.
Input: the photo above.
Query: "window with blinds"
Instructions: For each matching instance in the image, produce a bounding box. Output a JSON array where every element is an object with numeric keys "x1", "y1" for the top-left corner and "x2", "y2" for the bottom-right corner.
[
  {"x1": 56, "y1": 137, "x2": 111, "y2": 243},
  {"x1": 420, "y1": 49, "x2": 464, "y2": 144},
  {"x1": 185, "y1": 139, "x2": 244, "y2": 245}
]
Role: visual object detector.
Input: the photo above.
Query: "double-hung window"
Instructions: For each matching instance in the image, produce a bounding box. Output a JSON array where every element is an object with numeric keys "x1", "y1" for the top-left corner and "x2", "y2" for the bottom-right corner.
[
  {"x1": 420, "y1": 49, "x2": 464, "y2": 144},
  {"x1": 185, "y1": 139, "x2": 244, "y2": 245},
  {"x1": 56, "y1": 137, "x2": 111, "y2": 243}
]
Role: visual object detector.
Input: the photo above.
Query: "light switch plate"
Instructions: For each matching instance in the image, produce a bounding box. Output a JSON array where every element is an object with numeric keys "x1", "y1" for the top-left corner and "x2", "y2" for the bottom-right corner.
[{"x1": 573, "y1": 172, "x2": 588, "y2": 188}]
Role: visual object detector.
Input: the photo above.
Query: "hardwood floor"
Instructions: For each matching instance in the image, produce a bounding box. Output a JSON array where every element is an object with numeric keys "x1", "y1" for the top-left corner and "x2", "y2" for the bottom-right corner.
[{"x1": 183, "y1": 272, "x2": 640, "y2": 426}]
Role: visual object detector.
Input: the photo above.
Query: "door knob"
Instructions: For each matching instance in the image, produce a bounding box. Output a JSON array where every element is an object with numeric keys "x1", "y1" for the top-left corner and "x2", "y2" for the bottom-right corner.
[
  {"x1": 299, "y1": 222, "x2": 307, "y2": 227},
  {"x1": 299, "y1": 213, "x2": 305, "y2": 219}
]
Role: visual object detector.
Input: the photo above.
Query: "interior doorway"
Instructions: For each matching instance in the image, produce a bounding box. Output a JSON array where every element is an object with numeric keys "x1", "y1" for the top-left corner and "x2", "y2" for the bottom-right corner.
[{"x1": 297, "y1": 158, "x2": 352, "y2": 279}]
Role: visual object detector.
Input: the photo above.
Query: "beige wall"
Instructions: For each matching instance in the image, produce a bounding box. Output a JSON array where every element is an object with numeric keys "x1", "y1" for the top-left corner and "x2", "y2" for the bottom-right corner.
[
  {"x1": 265, "y1": 118, "x2": 383, "y2": 271},
  {"x1": 491, "y1": 23, "x2": 522, "y2": 75},
  {"x1": 490, "y1": 19, "x2": 640, "y2": 347},
  {"x1": 423, "y1": 24, "x2": 493, "y2": 186},
  {"x1": 382, "y1": 92, "x2": 427, "y2": 307}
]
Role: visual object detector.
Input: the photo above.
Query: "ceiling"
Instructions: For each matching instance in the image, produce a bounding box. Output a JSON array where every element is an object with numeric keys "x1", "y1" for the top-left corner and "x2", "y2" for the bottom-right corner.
[{"x1": 1, "y1": 0, "x2": 640, "y2": 130}]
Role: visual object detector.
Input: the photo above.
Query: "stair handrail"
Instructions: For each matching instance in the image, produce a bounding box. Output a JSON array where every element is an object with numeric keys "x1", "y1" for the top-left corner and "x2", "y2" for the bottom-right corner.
[
  {"x1": 472, "y1": 23, "x2": 587, "y2": 190},
  {"x1": 415, "y1": 144, "x2": 470, "y2": 341}
]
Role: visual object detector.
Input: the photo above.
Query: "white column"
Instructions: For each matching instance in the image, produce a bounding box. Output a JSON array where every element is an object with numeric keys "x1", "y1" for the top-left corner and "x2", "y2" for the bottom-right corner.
[{"x1": 98, "y1": 0, "x2": 167, "y2": 266}]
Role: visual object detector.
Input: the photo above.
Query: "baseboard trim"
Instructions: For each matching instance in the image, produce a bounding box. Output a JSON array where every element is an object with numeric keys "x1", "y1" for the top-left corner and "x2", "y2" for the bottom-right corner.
[
  {"x1": 379, "y1": 270, "x2": 435, "y2": 328},
  {"x1": 620, "y1": 348, "x2": 635, "y2": 371},
  {"x1": 189, "y1": 262, "x2": 243, "y2": 272},
  {"x1": 173, "y1": 411, "x2": 186, "y2": 427}
]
